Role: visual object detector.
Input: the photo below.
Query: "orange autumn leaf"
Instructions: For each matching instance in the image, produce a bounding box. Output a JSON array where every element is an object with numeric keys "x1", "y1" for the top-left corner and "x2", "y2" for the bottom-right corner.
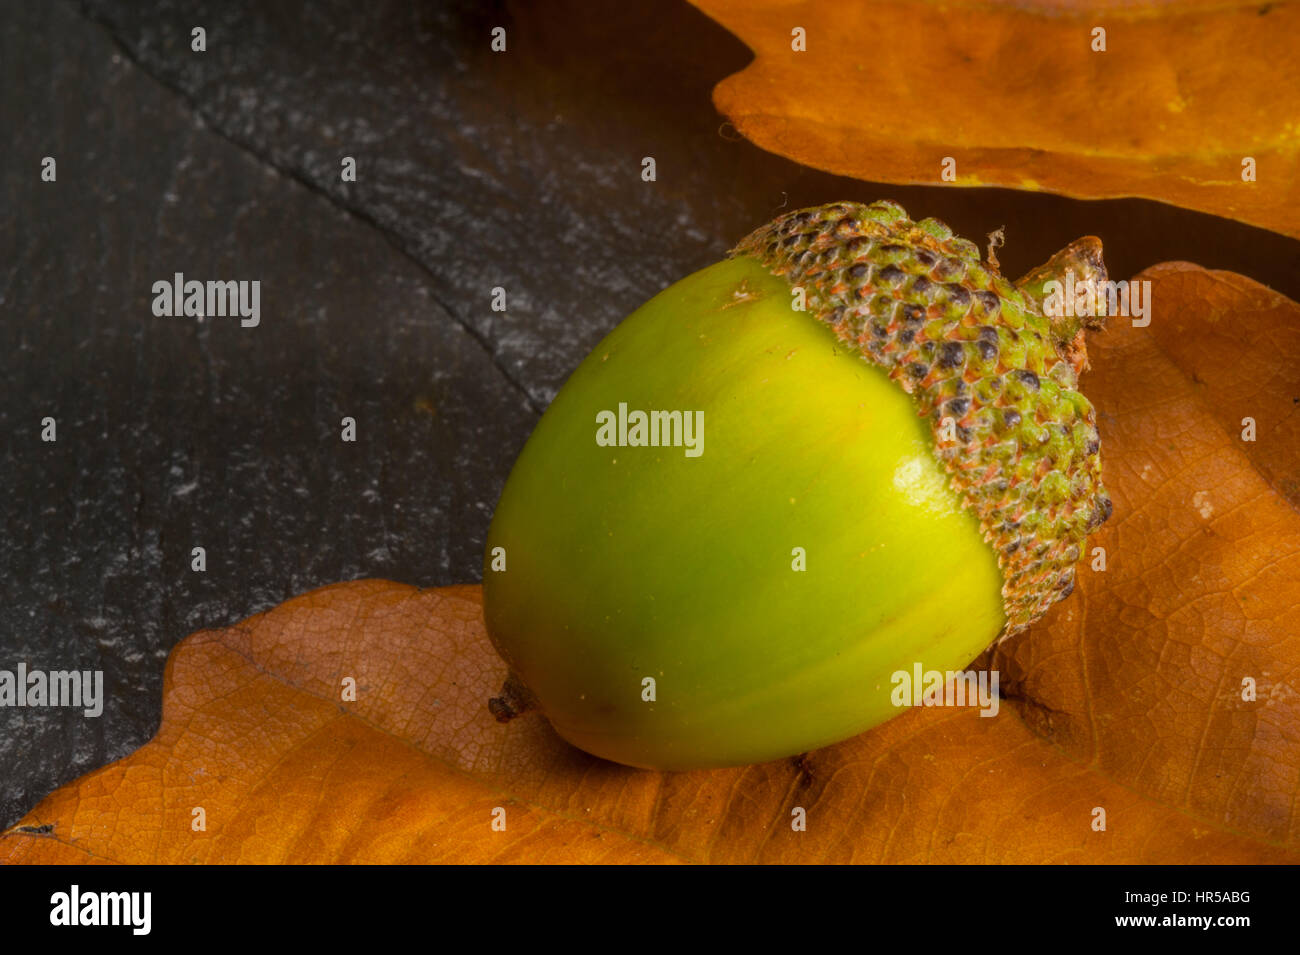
[
  {"x1": 690, "y1": 0, "x2": 1300, "y2": 238},
  {"x1": 4, "y1": 265, "x2": 1300, "y2": 864}
]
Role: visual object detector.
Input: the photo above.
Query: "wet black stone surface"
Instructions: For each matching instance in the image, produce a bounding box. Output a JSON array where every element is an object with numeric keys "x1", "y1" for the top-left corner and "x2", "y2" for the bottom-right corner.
[{"x1": 3, "y1": 0, "x2": 1298, "y2": 828}]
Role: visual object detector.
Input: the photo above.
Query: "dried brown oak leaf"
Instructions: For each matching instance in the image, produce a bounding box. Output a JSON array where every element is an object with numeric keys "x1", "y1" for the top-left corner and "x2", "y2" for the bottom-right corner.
[
  {"x1": 3, "y1": 265, "x2": 1299, "y2": 864},
  {"x1": 690, "y1": 0, "x2": 1300, "y2": 239}
]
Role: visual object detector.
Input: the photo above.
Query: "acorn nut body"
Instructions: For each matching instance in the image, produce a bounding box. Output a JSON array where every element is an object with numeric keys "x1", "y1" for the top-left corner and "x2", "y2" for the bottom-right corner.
[{"x1": 483, "y1": 200, "x2": 1111, "y2": 771}]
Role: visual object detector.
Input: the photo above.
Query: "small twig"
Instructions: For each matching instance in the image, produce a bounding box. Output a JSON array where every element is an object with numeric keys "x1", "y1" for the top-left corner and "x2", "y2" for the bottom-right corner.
[{"x1": 986, "y1": 226, "x2": 1006, "y2": 271}]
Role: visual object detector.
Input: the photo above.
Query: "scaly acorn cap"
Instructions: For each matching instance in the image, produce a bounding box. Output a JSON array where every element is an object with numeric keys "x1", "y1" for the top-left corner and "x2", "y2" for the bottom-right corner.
[{"x1": 730, "y1": 200, "x2": 1112, "y2": 636}]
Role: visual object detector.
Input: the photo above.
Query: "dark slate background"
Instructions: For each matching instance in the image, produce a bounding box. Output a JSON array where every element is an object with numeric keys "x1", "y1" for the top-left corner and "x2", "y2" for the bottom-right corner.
[{"x1": 3, "y1": 0, "x2": 1298, "y2": 829}]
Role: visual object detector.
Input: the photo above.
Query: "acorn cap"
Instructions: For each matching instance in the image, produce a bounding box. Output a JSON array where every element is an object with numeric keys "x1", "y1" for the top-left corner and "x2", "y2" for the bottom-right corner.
[{"x1": 731, "y1": 200, "x2": 1112, "y2": 636}]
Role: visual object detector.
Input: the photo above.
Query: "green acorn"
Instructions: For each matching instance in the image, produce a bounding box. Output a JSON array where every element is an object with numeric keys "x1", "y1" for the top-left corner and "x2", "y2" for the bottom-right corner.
[{"x1": 483, "y1": 200, "x2": 1111, "y2": 770}]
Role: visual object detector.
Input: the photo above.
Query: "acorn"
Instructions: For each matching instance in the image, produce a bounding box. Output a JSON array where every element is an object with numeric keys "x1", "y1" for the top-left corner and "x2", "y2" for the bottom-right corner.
[{"x1": 483, "y1": 200, "x2": 1111, "y2": 770}]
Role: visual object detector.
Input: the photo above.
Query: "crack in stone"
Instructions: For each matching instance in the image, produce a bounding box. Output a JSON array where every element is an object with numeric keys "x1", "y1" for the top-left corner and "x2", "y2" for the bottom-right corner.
[{"x1": 72, "y1": 0, "x2": 546, "y2": 417}]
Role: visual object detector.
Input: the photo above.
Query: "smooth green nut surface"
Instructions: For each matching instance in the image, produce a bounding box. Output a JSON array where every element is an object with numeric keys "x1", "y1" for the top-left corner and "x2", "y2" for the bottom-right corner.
[{"x1": 483, "y1": 256, "x2": 1004, "y2": 770}]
